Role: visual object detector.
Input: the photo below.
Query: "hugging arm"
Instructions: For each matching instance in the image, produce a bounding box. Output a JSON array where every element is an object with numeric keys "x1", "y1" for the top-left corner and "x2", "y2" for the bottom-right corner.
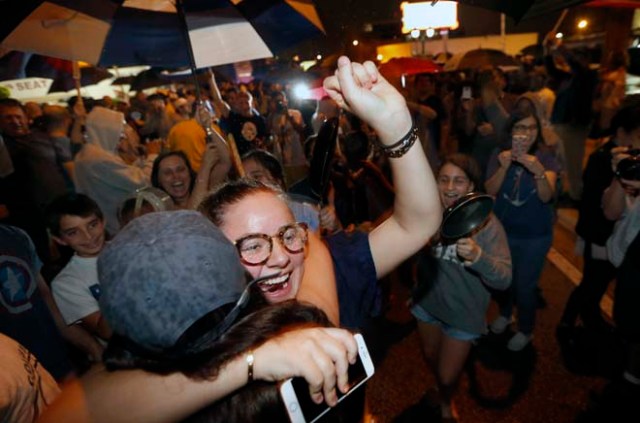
[{"x1": 38, "y1": 328, "x2": 357, "y2": 423}]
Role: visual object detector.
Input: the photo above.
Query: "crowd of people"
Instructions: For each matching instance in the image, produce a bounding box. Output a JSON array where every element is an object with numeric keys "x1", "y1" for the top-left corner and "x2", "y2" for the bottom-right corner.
[{"x1": 0, "y1": 34, "x2": 639, "y2": 423}]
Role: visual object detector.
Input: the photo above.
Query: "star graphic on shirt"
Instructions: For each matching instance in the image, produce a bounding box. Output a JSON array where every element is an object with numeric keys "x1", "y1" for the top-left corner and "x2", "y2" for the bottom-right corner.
[{"x1": 5, "y1": 267, "x2": 24, "y2": 301}]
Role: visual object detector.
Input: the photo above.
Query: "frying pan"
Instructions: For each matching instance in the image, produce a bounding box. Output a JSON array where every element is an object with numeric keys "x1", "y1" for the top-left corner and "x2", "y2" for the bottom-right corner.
[
  {"x1": 441, "y1": 192, "x2": 494, "y2": 240},
  {"x1": 309, "y1": 117, "x2": 339, "y2": 204}
]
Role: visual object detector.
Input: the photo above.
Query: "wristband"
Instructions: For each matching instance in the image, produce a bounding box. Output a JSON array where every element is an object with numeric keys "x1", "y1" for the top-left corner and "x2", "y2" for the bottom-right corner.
[
  {"x1": 246, "y1": 351, "x2": 254, "y2": 382},
  {"x1": 534, "y1": 173, "x2": 546, "y2": 180},
  {"x1": 377, "y1": 124, "x2": 419, "y2": 159}
]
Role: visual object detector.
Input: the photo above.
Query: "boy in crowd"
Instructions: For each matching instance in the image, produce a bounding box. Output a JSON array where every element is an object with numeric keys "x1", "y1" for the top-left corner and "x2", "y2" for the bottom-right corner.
[{"x1": 45, "y1": 193, "x2": 112, "y2": 346}]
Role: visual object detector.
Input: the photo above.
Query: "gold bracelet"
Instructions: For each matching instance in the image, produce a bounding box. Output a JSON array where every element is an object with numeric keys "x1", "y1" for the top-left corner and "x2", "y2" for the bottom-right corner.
[{"x1": 246, "y1": 351, "x2": 254, "y2": 382}]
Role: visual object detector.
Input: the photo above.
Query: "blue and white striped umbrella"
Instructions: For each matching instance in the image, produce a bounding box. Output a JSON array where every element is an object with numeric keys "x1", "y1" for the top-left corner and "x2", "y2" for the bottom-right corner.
[{"x1": 0, "y1": 0, "x2": 325, "y2": 69}]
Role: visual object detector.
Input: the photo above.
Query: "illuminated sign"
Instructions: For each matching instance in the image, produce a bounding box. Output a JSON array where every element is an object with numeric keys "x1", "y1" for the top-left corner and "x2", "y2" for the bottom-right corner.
[{"x1": 401, "y1": 1, "x2": 459, "y2": 33}]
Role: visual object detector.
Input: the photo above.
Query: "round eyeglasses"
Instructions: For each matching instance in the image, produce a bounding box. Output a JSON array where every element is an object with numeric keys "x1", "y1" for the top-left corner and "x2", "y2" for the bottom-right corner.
[
  {"x1": 234, "y1": 222, "x2": 309, "y2": 265},
  {"x1": 513, "y1": 123, "x2": 537, "y2": 132}
]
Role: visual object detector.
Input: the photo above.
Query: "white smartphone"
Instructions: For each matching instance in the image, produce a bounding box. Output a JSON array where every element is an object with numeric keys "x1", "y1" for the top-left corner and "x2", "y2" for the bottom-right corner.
[
  {"x1": 461, "y1": 86, "x2": 473, "y2": 100},
  {"x1": 279, "y1": 333, "x2": 375, "y2": 423}
]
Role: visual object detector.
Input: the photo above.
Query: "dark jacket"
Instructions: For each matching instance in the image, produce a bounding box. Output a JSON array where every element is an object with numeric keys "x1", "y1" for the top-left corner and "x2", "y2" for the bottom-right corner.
[
  {"x1": 546, "y1": 48, "x2": 598, "y2": 127},
  {"x1": 575, "y1": 140, "x2": 617, "y2": 245}
]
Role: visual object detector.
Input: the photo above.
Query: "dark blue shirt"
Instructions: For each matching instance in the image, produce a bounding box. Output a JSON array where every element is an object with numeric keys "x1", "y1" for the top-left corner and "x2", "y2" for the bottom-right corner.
[
  {"x1": 326, "y1": 230, "x2": 379, "y2": 329},
  {"x1": 0, "y1": 225, "x2": 73, "y2": 381},
  {"x1": 487, "y1": 148, "x2": 561, "y2": 238}
]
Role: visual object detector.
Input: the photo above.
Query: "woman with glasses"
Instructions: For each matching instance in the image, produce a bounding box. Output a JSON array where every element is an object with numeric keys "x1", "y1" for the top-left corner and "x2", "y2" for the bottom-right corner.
[
  {"x1": 40, "y1": 211, "x2": 358, "y2": 423},
  {"x1": 39, "y1": 56, "x2": 441, "y2": 423},
  {"x1": 199, "y1": 56, "x2": 442, "y2": 329},
  {"x1": 485, "y1": 107, "x2": 560, "y2": 351},
  {"x1": 411, "y1": 154, "x2": 511, "y2": 420}
]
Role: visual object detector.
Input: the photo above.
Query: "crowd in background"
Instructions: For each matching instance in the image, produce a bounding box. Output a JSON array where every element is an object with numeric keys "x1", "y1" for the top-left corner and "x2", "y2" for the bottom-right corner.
[{"x1": 1, "y1": 38, "x2": 640, "y2": 423}]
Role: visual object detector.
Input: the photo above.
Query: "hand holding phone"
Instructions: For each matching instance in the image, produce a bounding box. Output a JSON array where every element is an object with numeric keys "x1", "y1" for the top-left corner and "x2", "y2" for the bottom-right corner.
[
  {"x1": 511, "y1": 134, "x2": 529, "y2": 161},
  {"x1": 280, "y1": 333, "x2": 374, "y2": 423},
  {"x1": 461, "y1": 86, "x2": 473, "y2": 101}
]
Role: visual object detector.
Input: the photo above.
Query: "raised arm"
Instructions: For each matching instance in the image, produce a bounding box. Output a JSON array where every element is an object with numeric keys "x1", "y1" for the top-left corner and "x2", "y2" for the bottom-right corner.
[
  {"x1": 324, "y1": 57, "x2": 442, "y2": 278},
  {"x1": 206, "y1": 69, "x2": 231, "y2": 119},
  {"x1": 406, "y1": 100, "x2": 437, "y2": 120},
  {"x1": 189, "y1": 131, "x2": 232, "y2": 209}
]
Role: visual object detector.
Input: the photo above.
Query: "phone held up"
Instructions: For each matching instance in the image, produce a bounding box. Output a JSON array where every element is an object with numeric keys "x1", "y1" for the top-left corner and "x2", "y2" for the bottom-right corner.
[
  {"x1": 511, "y1": 133, "x2": 529, "y2": 161},
  {"x1": 461, "y1": 86, "x2": 473, "y2": 101},
  {"x1": 279, "y1": 333, "x2": 375, "y2": 423}
]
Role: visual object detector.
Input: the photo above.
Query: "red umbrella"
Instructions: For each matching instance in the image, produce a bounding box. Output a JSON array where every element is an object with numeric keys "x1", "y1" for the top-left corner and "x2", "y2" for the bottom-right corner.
[{"x1": 378, "y1": 57, "x2": 442, "y2": 78}]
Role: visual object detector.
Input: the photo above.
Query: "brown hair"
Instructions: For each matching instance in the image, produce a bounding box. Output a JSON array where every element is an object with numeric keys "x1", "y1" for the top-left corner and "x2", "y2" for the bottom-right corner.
[
  {"x1": 198, "y1": 179, "x2": 283, "y2": 227},
  {"x1": 439, "y1": 153, "x2": 484, "y2": 193},
  {"x1": 183, "y1": 301, "x2": 332, "y2": 423}
]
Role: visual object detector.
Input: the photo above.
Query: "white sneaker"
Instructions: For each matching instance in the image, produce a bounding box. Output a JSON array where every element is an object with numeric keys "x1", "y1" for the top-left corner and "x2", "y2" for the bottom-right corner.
[
  {"x1": 507, "y1": 332, "x2": 533, "y2": 351},
  {"x1": 489, "y1": 316, "x2": 512, "y2": 334}
]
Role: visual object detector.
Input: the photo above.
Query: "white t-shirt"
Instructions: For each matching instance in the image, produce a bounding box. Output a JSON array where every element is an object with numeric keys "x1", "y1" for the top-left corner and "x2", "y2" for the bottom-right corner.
[
  {"x1": 0, "y1": 334, "x2": 60, "y2": 423},
  {"x1": 51, "y1": 255, "x2": 100, "y2": 325}
]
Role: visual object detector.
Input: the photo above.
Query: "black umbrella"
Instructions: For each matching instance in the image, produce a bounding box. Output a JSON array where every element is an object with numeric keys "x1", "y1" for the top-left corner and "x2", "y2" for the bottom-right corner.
[
  {"x1": 443, "y1": 49, "x2": 519, "y2": 71},
  {"x1": 119, "y1": 68, "x2": 200, "y2": 92},
  {"x1": 0, "y1": 1, "x2": 325, "y2": 69},
  {"x1": 454, "y1": 0, "x2": 590, "y2": 22},
  {"x1": 0, "y1": 50, "x2": 113, "y2": 94},
  {"x1": 48, "y1": 66, "x2": 113, "y2": 93}
]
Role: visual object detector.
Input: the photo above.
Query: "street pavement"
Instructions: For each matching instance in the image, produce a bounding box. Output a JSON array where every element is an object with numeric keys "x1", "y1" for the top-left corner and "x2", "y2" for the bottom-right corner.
[{"x1": 363, "y1": 208, "x2": 615, "y2": 423}]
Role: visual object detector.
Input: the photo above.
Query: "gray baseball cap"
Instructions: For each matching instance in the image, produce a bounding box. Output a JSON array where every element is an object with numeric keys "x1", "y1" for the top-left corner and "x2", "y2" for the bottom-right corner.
[{"x1": 98, "y1": 210, "x2": 246, "y2": 351}]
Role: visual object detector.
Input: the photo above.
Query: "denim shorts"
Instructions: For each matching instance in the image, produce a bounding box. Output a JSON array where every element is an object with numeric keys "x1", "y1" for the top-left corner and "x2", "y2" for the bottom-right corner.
[{"x1": 411, "y1": 304, "x2": 480, "y2": 342}]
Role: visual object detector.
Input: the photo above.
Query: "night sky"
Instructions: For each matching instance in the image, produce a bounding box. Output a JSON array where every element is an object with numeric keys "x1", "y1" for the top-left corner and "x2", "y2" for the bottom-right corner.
[{"x1": 293, "y1": 1, "x2": 609, "y2": 59}]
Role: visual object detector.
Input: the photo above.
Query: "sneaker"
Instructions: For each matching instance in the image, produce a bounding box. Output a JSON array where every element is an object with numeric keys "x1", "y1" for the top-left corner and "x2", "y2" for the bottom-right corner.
[
  {"x1": 489, "y1": 316, "x2": 512, "y2": 334},
  {"x1": 507, "y1": 332, "x2": 533, "y2": 351}
]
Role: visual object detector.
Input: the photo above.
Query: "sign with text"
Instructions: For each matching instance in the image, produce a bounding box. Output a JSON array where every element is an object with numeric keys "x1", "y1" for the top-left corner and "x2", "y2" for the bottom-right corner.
[{"x1": 0, "y1": 78, "x2": 53, "y2": 99}]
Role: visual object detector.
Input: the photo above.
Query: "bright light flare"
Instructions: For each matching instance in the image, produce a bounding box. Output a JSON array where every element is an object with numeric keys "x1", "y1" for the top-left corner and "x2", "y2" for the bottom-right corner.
[
  {"x1": 352, "y1": 40, "x2": 359, "y2": 46},
  {"x1": 293, "y1": 83, "x2": 311, "y2": 99},
  {"x1": 555, "y1": 32, "x2": 564, "y2": 39},
  {"x1": 426, "y1": 28, "x2": 435, "y2": 38},
  {"x1": 401, "y1": 1, "x2": 459, "y2": 33},
  {"x1": 577, "y1": 19, "x2": 588, "y2": 29}
]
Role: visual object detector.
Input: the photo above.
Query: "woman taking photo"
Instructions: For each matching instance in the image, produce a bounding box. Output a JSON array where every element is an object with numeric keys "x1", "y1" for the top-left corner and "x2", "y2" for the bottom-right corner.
[
  {"x1": 412, "y1": 153, "x2": 511, "y2": 420},
  {"x1": 485, "y1": 108, "x2": 560, "y2": 351}
]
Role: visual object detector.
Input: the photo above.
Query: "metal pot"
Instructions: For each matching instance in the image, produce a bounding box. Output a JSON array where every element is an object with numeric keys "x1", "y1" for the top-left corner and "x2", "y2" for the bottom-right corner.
[{"x1": 441, "y1": 192, "x2": 494, "y2": 240}]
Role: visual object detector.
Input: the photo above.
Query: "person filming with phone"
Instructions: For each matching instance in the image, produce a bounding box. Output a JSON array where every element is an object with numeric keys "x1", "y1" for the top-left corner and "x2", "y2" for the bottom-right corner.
[
  {"x1": 485, "y1": 107, "x2": 560, "y2": 351},
  {"x1": 266, "y1": 90, "x2": 308, "y2": 185}
]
